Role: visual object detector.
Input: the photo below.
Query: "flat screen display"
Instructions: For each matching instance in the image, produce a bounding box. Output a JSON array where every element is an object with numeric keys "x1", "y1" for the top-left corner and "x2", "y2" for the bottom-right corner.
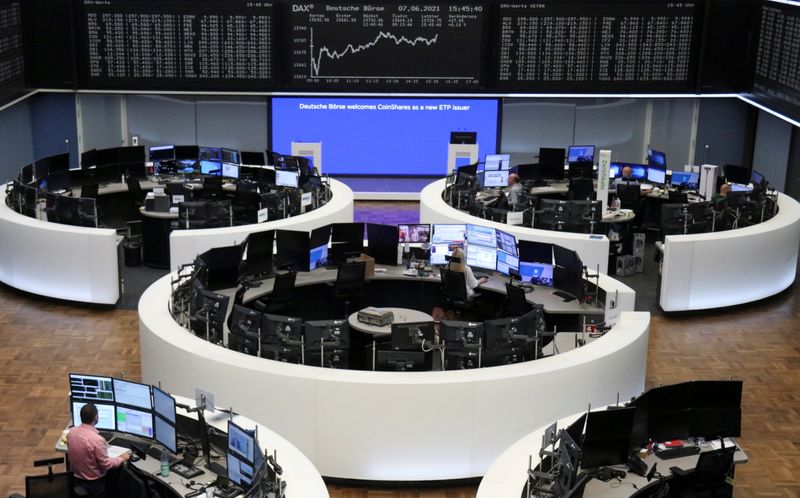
[
  {"x1": 466, "y1": 224, "x2": 496, "y2": 247},
  {"x1": 69, "y1": 373, "x2": 114, "y2": 402},
  {"x1": 113, "y1": 379, "x2": 152, "y2": 410},
  {"x1": 520, "y1": 262, "x2": 554, "y2": 286},
  {"x1": 466, "y1": 243, "x2": 497, "y2": 271},
  {"x1": 568, "y1": 145, "x2": 595, "y2": 163},
  {"x1": 670, "y1": 171, "x2": 699, "y2": 188},
  {"x1": 153, "y1": 387, "x2": 176, "y2": 425},
  {"x1": 72, "y1": 401, "x2": 116, "y2": 430},
  {"x1": 432, "y1": 224, "x2": 466, "y2": 244},
  {"x1": 275, "y1": 169, "x2": 299, "y2": 188},
  {"x1": 149, "y1": 145, "x2": 175, "y2": 162},
  {"x1": 228, "y1": 421, "x2": 255, "y2": 463},
  {"x1": 647, "y1": 167, "x2": 666, "y2": 185},
  {"x1": 484, "y1": 154, "x2": 510, "y2": 171},
  {"x1": 483, "y1": 170, "x2": 509, "y2": 188},
  {"x1": 398, "y1": 224, "x2": 430, "y2": 244},
  {"x1": 495, "y1": 230, "x2": 517, "y2": 256},
  {"x1": 227, "y1": 452, "x2": 254, "y2": 488},
  {"x1": 200, "y1": 160, "x2": 221, "y2": 175},
  {"x1": 271, "y1": 97, "x2": 499, "y2": 175},
  {"x1": 496, "y1": 251, "x2": 520, "y2": 276},
  {"x1": 115, "y1": 406, "x2": 154, "y2": 438},
  {"x1": 222, "y1": 162, "x2": 240, "y2": 179},
  {"x1": 154, "y1": 415, "x2": 177, "y2": 454},
  {"x1": 647, "y1": 149, "x2": 667, "y2": 169},
  {"x1": 310, "y1": 244, "x2": 328, "y2": 270}
]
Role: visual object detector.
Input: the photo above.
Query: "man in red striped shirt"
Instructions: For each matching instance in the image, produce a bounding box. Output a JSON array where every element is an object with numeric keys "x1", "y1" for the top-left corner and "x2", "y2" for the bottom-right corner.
[{"x1": 67, "y1": 403, "x2": 130, "y2": 498}]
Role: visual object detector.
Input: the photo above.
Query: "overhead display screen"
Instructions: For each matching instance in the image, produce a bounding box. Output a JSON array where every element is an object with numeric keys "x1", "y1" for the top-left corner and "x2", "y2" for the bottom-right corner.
[
  {"x1": 288, "y1": 3, "x2": 487, "y2": 90},
  {"x1": 496, "y1": 1, "x2": 700, "y2": 92},
  {"x1": 752, "y1": 2, "x2": 800, "y2": 122},
  {"x1": 76, "y1": 0, "x2": 275, "y2": 91},
  {"x1": 271, "y1": 97, "x2": 498, "y2": 175},
  {"x1": 0, "y1": 0, "x2": 25, "y2": 106}
]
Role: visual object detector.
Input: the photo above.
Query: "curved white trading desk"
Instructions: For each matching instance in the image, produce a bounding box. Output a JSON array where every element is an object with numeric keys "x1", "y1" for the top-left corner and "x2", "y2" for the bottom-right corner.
[
  {"x1": 139, "y1": 270, "x2": 647, "y2": 482},
  {"x1": 660, "y1": 192, "x2": 800, "y2": 311},
  {"x1": 0, "y1": 185, "x2": 120, "y2": 304},
  {"x1": 0, "y1": 179, "x2": 353, "y2": 305},
  {"x1": 170, "y1": 395, "x2": 328, "y2": 498},
  {"x1": 168, "y1": 179, "x2": 354, "y2": 271},
  {"x1": 420, "y1": 179, "x2": 611, "y2": 274}
]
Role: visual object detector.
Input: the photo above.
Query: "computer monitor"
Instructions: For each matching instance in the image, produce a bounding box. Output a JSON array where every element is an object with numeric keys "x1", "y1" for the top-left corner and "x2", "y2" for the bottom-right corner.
[
  {"x1": 466, "y1": 243, "x2": 497, "y2": 271},
  {"x1": 149, "y1": 145, "x2": 175, "y2": 162},
  {"x1": 81, "y1": 149, "x2": 97, "y2": 169},
  {"x1": 154, "y1": 415, "x2": 177, "y2": 454},
  {"x1": 228, "y1": 420, "x2": 256, "y2": 463},
  {"x1": 198, "y1": 146, "x2": 221, "y2": 161},
  {"x1": 199, "y1": 245, "x2": 244, "y2": 291},
  {"x1": 518, "y1": 240, "x2": 553, "y2": 264},
  {"x1": 752, "y1": 170, "x2": 765, "y2": 186},
  {"x1": 398, "y1": 224, "x2": 430, "y2": 244},
  {"x1": 71, "y1": 401, "x2": 116, "y2": 430},
  {"x1": 189, "y1": 287, "x2": 230, "y2": 343},
  {"x1": 553, "y1": 245, "x2": 581, "y2": 272},
  {"x1": 609, "y1": 163, "x2": 621, "y2": 179},
  {"x1": 495, "y1": 229, "x2": 517, "y2": 256},
  {"x1": 69, "y1": 373, "x2": 114, "y2": 402},
  {"x1": 174, "y1": 145, "x2": 199, "y2": 161},
  {"x1": 688, "y1": 380, "x2": 742, "y2": 439},
  {"x1": 244, "y1": 230, "x2": 274, "y2": 278},
  {"x1": 152, "y1": 386, "x2": 176, "y2": 425},
  {"x1": 553, "y1": 266, "x2": 583, "y2": 300},
  {"x1": 483, "y1": 169, "x2": 509, "y2": 188},
  {"x1": 519, "y1": 261, "x2": 554, "y2": 286},
  {"x1": 496, "y1": 250, "x2": 520, "y2": 276},
  {"x1": 670, "y1": 171, "x2": 699, "y2": 189},
  {"x1": 390, "y1": 321, "x2": 436, "y2": 350},
  {"x1": 539, "y1": 147, "x2": 566, "y2": 166},
  {"x1": 645, "y1": 382, "x2": 692, "y2": 442},
  {"x1": 580, "y1": 407, "x2": 636, "y2": 469},
  {"x1": 565, "y1": 413, "x2": 587, "y2": 450},
  {"x1": 647, "y1": 167, "x2": 666, "y2": 185},
  {"x1": 275, "y1": 229, "x2": 310, "y2": 272},
  {"x1": 227, "y1": 452, "x2": 255, "y2": 488},
  {"x1": 309, "y1": 243, "x2": 328, "y2": 271},
  {"x1": 439, "y1": 320, "x2": 484, "y2": 344},
  {"x1": 331, "y1": 222, "x2": 365, "y2": 254},
  {"x1": 222, "y1": 162, "x2": 239, "y2": 179},
  {"x1": 229, "y1": 304, "x2": 262, "y2": 338},
  {"x1": 367, "y1": 223, "x2": 399, "y2": 265},
  {"x1": 484, "y1": 154, "x2": 511, "y2": 171},
  {"x1": 567, "y1": 145, "x2": 595, "y2": 164},
  {"x1": 241, "y1": 151, "x2": 266, "y2": 166},
  {"x1": 304, "y1": 320, "x2": 350, "y2": 368},
  {"x1": 275, "y1": 169, "x2": 299, "y2": 188},
  {"x1": 115, "y1": 405, "x2": 154, "y2": 438},
  {"x1": 647, "y1": 148, "x2": 667, "y2": 169},
  {"x1": 221, "y1": 148, "x2": 240, "y2": 165},
  {"x1": 729, "y1": 183, "x2": 752, "y2": 192},
  {"x1": 568, "y1": 162, "x2": 593, "y2": 179},
  {"x1": 261, "y1": 314, "x2": 304, "y2": 346},
  {"x1": 113, "y1": 378, "x2": 152, "y2": 410},
  {"x1": 466, "y1": 225, "x2": 496, "y2": 250},
  {"x1": 724, "y1": 164, "x2": 751, "y2": 184},
  {"x1": 200, "y1": 160, "x2": 221, "y2": 175},
  {"x1": 450, "y1": 131, "x2": 477, "y2": 144},
  {"x1": 431, "y1": 224, "x2": 466, "y2": 265}
]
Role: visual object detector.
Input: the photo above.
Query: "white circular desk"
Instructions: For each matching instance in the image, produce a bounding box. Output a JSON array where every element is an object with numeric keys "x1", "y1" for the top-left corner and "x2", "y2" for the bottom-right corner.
[
  {"x1": 659, "y1": 192, "x2": 800, "y2": 311},
  {"x1": 347, "y1": 307, "x2": 433, "y2": 336},
  {"x1": 139, "y1": 268, "x2": 648, "y2": 482},
  {"x1": 0, "y1": 179, "x2": 353, "y2": 305},
  {"x1": 420, "y1": 179, "x2": 611, "y2": 274}
]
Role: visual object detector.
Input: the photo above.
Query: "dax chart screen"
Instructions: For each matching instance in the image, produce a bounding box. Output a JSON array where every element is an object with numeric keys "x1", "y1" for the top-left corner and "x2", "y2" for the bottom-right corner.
[{"x1": 289, "y1": 3, "x2": 488, "y2": 90}]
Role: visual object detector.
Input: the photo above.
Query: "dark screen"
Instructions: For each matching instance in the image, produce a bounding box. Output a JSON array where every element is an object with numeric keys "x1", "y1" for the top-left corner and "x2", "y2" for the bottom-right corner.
[
  {"x1": 332, "y1": 223, "x2": 365, "y2": 254},
  {"x1": 200, "y1": 245, "x2": 244, "y2": 291},
  {"x1": 553, "y1": 246, "x2": 581, "y2": 272},
  {"x1": 751, "y1": 2, "x2": 800, "y2": 122},
  {"x1": 244, "y1": 230, "x2": 274, "y2": 278},
  {"x1": 366, "y1": 223, "x2": 399, "y2": 265},
  {"x1": 581, "y1": 407, "x2": 635, "y2": 468},
  {"x1": 276, "y1": 230, "x2": 310, "y2": 272},
  {"x1": 518, "y1": 241, "x2": 553, "y2": 264}
]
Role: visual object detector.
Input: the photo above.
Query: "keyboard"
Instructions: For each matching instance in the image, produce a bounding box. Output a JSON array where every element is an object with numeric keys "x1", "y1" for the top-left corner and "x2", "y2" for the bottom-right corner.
[
  {"x1": 655, "y1": 446, "x2": 701, "y2": 460},
  {"x1": 108, "y1": 436, "x2": 148, "y2": 450},
  {"x1": 146, "y1": 445, "x2": 180, "y2": 464},
  {"x1": 170, "y1": 461, "x2": 204, "y2": 479}
]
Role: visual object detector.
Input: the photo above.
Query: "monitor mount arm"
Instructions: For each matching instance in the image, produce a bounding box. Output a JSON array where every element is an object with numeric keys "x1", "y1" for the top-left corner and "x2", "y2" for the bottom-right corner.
[{"x1": 176, "y1": 395, "x2": 212, "y2": 469}]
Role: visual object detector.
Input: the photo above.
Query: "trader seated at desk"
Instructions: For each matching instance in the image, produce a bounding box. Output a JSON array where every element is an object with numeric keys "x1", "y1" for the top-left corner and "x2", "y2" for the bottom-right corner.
[
  {"x1": 507, "y1": 173, "x2": 524, "y2": 209},
  {"x1": 67, "y1": 403, "x2": 131, "y2": 498},
  {"x1": 450, "y1": 247, "x2": 489, "y2": 299},
  {"x1": 713, "y1": 182, "x2": 731, "y2": 206},
  {"x1": 613, "y1": 165, "x2": 654, "y2": 196}
]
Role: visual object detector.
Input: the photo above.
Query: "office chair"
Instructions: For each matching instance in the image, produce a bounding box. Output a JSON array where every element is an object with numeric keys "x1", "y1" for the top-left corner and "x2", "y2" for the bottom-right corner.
[
  {"x1": 118, "y1": 466, "x2": 148, "y2": 498},
  {"x1": 76, "y1": 198, "x2": 98, "y2": 228},
  {"x1": 616, "y1": 183, "x2": 641, "y2": 209},
  {"x1": 44, "y1": 192, "x2": 59, "y2": 222},
  {"x1": 668, "y1": 190, "x2": 689, "y2": 203},
  {"x1": 252, "y1": 271, "x2": 297, "y2": 314},
  {"x1": 126, "y1": 177, "x2": 144, "y2": 207},
  {"x1": 80, "y1": 183, "x2": 99, "y2": 200},
  {"x1": 670, "y1": 446, "x2": 736, "y2": 498},
  {"x1": 202, "y1": 175, "x2": 223, "y2": 199},
  {"x1": 332, "y1": 261, "x2": 367, "y2": 317},
  {"x1": 165, "y1": 181, "x2": 187, "y2": 199},
  {"x1": 568, "y1": 177, "x2": 594, "y2": 201},
  {"x1": 25, "y1": 457, "x2": 74, "y2": 498},
  {"x1": 232, "y1": 190, "x2": 261, "y2": 225},
  {"x1": 505, "y1": 283, "x2": 532, "y2": 316},
  {"x1": 440, "y1": 269, "x2": 473, "y2": 316}
]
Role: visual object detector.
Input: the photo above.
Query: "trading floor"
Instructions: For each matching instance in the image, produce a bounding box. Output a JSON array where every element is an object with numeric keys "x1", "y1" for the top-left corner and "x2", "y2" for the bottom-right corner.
[{"x1": 0, "y1": 201, "x2": 797, "y2": 498}]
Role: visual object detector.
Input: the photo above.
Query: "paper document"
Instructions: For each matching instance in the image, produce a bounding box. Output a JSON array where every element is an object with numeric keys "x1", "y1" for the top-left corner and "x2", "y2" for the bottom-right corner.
[
  {"x1": 708, "y1": 438, "x2": 736, "y2": 450},
  {"x1": 108, "y1": 445, "x2": 131, "y2": 459}
]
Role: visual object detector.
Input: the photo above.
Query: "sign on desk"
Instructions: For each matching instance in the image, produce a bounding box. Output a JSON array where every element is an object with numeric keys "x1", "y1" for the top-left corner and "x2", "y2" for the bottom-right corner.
[
  {"x1": 507, "y1": 211, "x2": 524, "y2": 226},
  {"x1": 257, "y1": 207, "x2": 269, "y2": 223}
]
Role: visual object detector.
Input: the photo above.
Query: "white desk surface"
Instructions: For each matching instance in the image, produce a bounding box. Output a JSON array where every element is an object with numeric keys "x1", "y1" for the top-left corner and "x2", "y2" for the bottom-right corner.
[
  {"x1": 601, "y1": 209, "x2": 635, "y2": 223},
  {"x1": 347, "y1": 307, "x2": 434, "y2": 335}
]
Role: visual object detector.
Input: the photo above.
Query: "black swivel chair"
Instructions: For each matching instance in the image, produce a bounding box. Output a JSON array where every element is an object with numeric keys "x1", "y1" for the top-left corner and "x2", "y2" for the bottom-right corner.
[
  {"x1": 670, "y1": 446, "x2": 736, "y2": 498},
  {"x1": 126, "y1": 177, "x2": 144, "y2": 207},
  {"x1": 505, "y1": 283, "x2": 532, "y2": 317},
  {"x1": 44, "y1": 192, "x2": 59, "y2": 222},
  {"x1": 80, "y1": 183, "x2": 99, "y2": 200},
  {"x1": 202, "y1": 175, "x2": 224, "y2": 199},
  {"x1": 616, "y1": 183, "x2": 642, "y2": 210},
  {"x1": 25, "y1": 457, "x2": 75, "y2": 498},
  {"x1": 332, "y1": 261, "x2": 367, "y2": 317},
  {"x1": 568, "y1": 177, "x2": 594, "y2": 200},
  {"x1": 440, "y1": 269, "x2": 473, "y2": 316},
  {"x1": 668, "y1": 190, "x2": 689, "y2": 204},
  {"x1": 252, "y1": 271, "x2": 297, "y2": 314}
]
